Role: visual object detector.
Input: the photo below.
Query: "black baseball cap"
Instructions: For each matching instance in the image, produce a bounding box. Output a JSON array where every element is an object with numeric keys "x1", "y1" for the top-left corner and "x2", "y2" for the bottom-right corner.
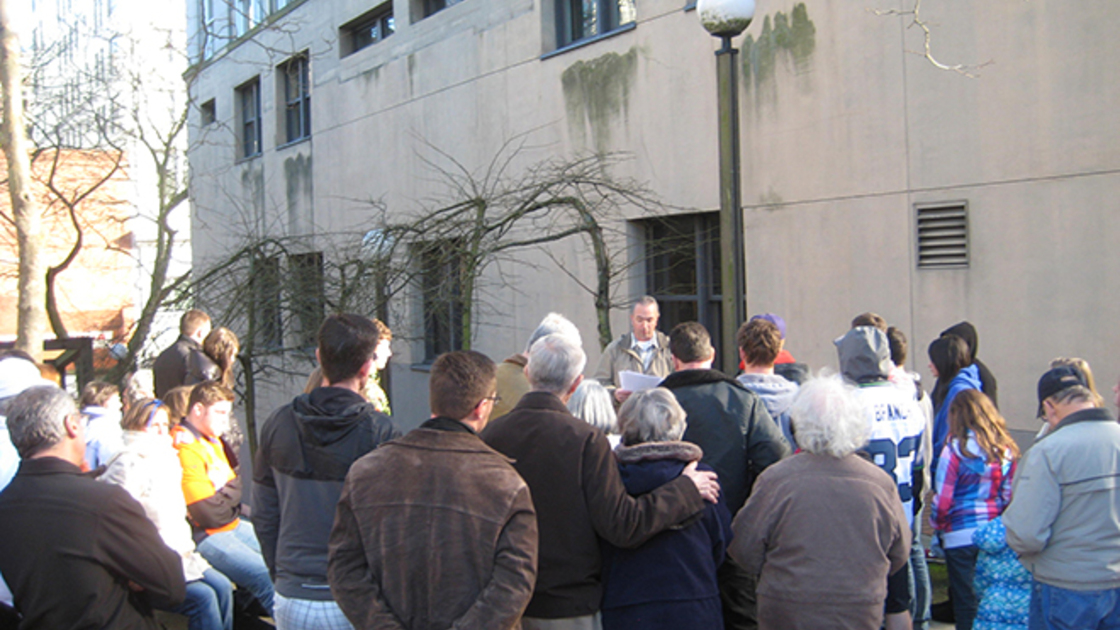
[{"x1": 1036, "y1": 365, "x2": 1088, "y2": 417}]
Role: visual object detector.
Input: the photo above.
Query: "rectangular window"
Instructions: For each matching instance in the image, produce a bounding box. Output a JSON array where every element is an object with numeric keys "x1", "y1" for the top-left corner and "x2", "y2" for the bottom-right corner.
[
  {"x1": 289, "y1": 252, "x2": 325, "y2": 349},
  {"x1": 916, "y1": 202, "x2": 969, "y2": 268},
  {"x1": 422, "y1": 0, "x2": 464, "y2": 20},
  {"x1": 200, "y1": 99, "x2": 216, "y2": 126},
  {"x1": 642, "y1": 212, "x2": 723, "y2": 355},
  {"x1": 418, "y1": 242, "x2": 464, "y2": 362},
  {"x1": 280, "y1": 54, "x2": 311, "y2": 144},
  {"x1": 236, "y1": 78, "x2": 262, "y2": 158},
  {"x1": 250, "y1": 255, "x2": 283, "y2": 349},
  {"x1": 556, "y1": 0, "x2": 635, "y2": 48},
  {"x1": 341, "y1": 4, "x2": 395, "y2": 56},
  {"x1": 200, "y1": 0, "x2": 219, "y2": 59}
]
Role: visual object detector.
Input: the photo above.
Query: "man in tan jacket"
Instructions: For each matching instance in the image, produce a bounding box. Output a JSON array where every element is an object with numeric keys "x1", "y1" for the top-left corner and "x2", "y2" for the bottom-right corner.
[{"x1": 593, "y1": 296, "x2": 673, "y2": 405}]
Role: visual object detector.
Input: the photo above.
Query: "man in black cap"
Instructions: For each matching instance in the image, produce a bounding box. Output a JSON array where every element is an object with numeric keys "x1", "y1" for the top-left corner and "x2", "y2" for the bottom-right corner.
[{"x1": 1003, "y1": 365, "x2": 1120, "y2": 630}]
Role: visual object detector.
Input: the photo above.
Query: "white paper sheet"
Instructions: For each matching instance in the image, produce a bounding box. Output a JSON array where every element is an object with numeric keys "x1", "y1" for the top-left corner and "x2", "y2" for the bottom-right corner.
[{"x1": 618, "y1": 370, "x2": 662, "y2": 392}]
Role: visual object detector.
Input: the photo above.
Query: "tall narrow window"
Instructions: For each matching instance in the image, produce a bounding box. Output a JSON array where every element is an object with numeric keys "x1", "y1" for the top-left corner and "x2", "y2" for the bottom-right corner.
[
  {"x1": 642, "y1": 212, "x2": 722, "y2": 355},
  {"x1": 289, "y1": 252, "x2": 324, "y2": 349},
  {"x1": 250, "y1": 255, "x2": 282, "y2": 349},
  {"x1": 418, "y1": 242, "x2": 464, "y2": 362},
  {"x1": 556, "y1": 0, "x2": 635, "y2": 48},
  {"x1": 236, "y1": 77, "x2": 261, "y2": 158},
  {"x1": 280, "y1": 54, "x2": 310, "y2": 144}
]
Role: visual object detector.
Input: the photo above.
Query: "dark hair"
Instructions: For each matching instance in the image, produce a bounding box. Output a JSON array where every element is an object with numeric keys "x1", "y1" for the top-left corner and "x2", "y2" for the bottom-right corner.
[
  {"x1": 79, "y1": 381, "x2": 119, "y2": 408},
  {"x1": 429, "y1": 351, "x2": 496, "y2": 421},
  {"x1": 851, "y1": 312, "x2": 888, "y2": 332},
  {"x1": 180, "y1": 309, "x2": 211, "y2": 336},
  {"x1": 669, "y1": 322, "x2": 714, "y2": 364},
  {"x1": 203, "y1": 327, "x2": 240, "y2": 388},
  {"x1": 886, "y1": 326, "x2": 908, "y2": 366},
  {"x1": 737, "y1": 318, "x2": 781, "y2": 367},
  {"x1": 188, "y1": 380, "x2": 234, "y2": 411},
  {"x1": 162, "y1": 385, "x2": 193, "y2": 426},
  {"x1": 318, "y1": 314, "x2": 380, "y2": 384},
  {"x1": 929, "y1": 334, "x2": 971, "y2": 387}
]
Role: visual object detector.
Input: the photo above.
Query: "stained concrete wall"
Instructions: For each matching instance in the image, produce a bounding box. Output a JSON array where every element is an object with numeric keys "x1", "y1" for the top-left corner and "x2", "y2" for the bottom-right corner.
[{"x1": 187, "y1": 0, "x2": 1120, "y2": 431}]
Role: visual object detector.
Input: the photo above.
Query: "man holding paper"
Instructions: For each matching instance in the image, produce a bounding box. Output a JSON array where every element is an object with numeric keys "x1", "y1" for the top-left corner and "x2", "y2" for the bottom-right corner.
[{"x1": 593, "y1": 296, "x2": 673, "y2": 404}]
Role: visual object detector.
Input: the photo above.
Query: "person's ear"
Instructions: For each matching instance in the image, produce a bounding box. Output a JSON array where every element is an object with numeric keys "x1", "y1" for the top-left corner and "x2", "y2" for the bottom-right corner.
[
  {"x1": 568, "y1": 374, "x2": 584, "y2": 396},
  {"x1": 64, "y1": 412, "x2": 83, "y2": 439}
]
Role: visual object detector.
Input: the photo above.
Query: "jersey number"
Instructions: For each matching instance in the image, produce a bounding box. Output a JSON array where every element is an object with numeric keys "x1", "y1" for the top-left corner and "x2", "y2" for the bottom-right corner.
[{"x1": 865, "y1": 436, "x2": 918, "y2": 502}]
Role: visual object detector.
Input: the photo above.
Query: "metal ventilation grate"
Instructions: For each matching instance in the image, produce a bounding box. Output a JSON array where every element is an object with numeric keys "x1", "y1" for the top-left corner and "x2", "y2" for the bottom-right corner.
[{"x1": 916, "y1": 203, "x2": 969, "y2": 268}]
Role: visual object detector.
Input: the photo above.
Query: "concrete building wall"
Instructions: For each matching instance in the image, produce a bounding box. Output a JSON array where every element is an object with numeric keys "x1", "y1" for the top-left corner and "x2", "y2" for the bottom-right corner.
[{"x1": 187, "y1": 0, "x2": 1120, "y2": 431}]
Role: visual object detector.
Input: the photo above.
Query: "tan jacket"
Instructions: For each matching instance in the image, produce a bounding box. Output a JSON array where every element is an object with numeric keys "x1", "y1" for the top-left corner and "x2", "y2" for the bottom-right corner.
[
  {"x1": 328, "y1": 421, "x2": 538, "y2": 629},
  {"x1": 593, "y1": 331, "x2": 673, "y2": 393},
  {"x1": 490, "y1": 354, "x2": 530, "y2": 421}
]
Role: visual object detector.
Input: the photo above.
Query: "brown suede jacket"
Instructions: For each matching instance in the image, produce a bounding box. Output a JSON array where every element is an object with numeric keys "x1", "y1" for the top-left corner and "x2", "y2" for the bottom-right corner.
[{"x1": 328, "y1": 418, "x2": 538, "y2": 629}]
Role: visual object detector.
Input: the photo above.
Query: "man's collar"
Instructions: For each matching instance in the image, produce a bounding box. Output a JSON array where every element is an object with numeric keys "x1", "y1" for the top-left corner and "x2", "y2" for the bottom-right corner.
[
  {"x1": 17, "y1": 456, "x2": 83, "y2": 476},
  {"x1": 421, "y1": 416, "x2": 477, "y2": 435},
  {"x1": 630, "y1": 334, "x2": 658, "y2": 349},
  {"x1": 1053, "y1": 406, "x2": 1116, "y2": 432}
]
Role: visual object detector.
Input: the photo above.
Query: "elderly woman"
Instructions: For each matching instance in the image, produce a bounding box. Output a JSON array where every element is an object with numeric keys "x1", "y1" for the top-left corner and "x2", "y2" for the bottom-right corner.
[
  {"x1": 567, "y1": 380, "x2": 620, "y2": 447},
  {"x1": 729, "y1": 376, "x2": 910, "y2": 630},
  {"x1": 600, "y1": 387, "x2": 732, "y2": 630}
]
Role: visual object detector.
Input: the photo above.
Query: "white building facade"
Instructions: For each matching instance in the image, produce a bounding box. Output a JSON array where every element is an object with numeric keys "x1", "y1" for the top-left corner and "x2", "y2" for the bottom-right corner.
[{"x1": 185, "y1": 0, "x2": 1120, "y2": 431}]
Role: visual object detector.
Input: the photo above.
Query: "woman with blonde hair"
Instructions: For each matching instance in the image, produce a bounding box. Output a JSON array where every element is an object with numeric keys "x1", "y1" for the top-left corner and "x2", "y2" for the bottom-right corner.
[{"x1": 930, "y1": 389, "x2": 1019, "y2": 630}]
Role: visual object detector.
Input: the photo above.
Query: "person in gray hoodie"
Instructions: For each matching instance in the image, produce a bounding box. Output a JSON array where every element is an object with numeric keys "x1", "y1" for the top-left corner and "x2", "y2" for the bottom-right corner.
[
  {"x1": 253, "y1": 314, "x2": 400, "y2": 629},
  {"x1": 736, "y1": 318, "x2": 800, "y2": 450},
  {"x1": 837, "y1": 326, "x2": 925, "y2": 630}
]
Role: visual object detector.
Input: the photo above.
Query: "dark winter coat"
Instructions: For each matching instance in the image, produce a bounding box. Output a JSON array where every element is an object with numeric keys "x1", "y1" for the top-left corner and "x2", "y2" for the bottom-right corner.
[
  {"x1": 482, "y1": 391, "x2": 706, "y2": 619},
  {"x1": 601, "y1": 441, "x2": 732, "y2": 630},
  {"x1": 253, "y1": 386, "x2": 400, "y2": 600},
  {"x1": 660, "y1": 369, "x2": 790, "y2": 513},
  {"x1": 152, "y1": 335, "x2": 202, "y2": 398},
  {"x1": 0, "y1": 457, "x2": 185, "y2": 629}
]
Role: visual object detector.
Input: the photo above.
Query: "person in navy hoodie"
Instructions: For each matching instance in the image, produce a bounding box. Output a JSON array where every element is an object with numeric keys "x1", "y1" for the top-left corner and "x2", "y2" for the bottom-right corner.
[{"x1": 600, "y1": 387, "x2": 732, "y2": 630}]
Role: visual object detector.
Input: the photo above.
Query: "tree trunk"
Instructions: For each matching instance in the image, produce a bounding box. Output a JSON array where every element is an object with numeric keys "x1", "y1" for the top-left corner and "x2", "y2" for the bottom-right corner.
[{"x1": 0, "y1": 1, "x2": 46, "y2": 359}]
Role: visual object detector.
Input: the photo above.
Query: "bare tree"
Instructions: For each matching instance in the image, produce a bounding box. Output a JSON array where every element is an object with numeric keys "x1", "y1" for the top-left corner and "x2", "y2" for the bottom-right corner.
[{"x1": 0, "y1": 0, "x2": 48, "y2": 359}]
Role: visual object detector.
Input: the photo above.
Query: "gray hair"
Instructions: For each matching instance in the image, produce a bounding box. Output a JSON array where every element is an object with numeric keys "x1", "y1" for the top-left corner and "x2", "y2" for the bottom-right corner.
[
  {"x1": 632, "y1": 295, "x2": 659, "y2": 313},
  {"x1": 1049, "y1": 384, "x2": 1100, "y2": 408},
  {"x1": 789, "y1": 374, "x2": 870, "y2": 458},
  {"x1": 6, "y1": 385, "x2": 78, "y2": 458},
  {"x1": 527, "y1": 333, "x2": 587, "y2": 395},
  {"x1": 567, "y1": 380, "x2": 617, "y2": 434},
  {"x1": 618, "y1": 387, "x2": 686, "y2": 445},
  {"x1": 525, "y1": 312, "x2": 582, "y2": 354}
]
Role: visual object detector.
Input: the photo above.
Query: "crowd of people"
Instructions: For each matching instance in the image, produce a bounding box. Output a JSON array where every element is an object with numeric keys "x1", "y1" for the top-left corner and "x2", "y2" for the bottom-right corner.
[{"x1": 0, "y1": 298, "x2": 1118, "y2": 630}]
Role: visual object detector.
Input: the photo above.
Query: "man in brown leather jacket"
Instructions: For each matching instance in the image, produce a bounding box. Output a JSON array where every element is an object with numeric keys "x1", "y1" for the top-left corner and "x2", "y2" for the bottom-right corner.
[{"x1": 328, "y1": 351, "x2": 538, "y2": 629}]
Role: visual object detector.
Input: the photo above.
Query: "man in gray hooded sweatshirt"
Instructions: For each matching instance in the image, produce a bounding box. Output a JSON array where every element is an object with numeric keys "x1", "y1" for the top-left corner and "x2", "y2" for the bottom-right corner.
[
  {"x1": 736, "y1": 318, "x2": 800, "y2": 450},
  {"x1": 837, "y1": 326, "x2": 924, "y2": 630}
]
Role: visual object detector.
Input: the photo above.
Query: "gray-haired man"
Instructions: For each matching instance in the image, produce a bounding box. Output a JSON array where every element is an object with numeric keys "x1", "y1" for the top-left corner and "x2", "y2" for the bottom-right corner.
[
  {"x1": 491, "y1": 312, "x2": 582, "y2": 420},
  {"x1": 1004, "y1": 366, "x2": 1120, "y2": 630},
  {"x1": 594, "y1": 296, "x2": 673, "y2": 405},
  {"x1": 484, "y1": 333, "x2": 718, "y2": 629},
  {"x1": 0, "y1": 385, "x2": 184, "y2": 628}
]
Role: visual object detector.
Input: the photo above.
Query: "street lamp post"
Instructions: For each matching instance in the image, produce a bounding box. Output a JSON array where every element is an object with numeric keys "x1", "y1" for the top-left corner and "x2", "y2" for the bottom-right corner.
[{"x1": 697, "y1": 0, "x2": 754, "y2": 374}]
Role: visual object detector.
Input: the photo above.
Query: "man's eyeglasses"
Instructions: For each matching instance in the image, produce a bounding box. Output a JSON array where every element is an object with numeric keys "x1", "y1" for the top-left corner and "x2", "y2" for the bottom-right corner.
[{"x1": 477, "y1": 394, "x2": 501, "y2": 407}]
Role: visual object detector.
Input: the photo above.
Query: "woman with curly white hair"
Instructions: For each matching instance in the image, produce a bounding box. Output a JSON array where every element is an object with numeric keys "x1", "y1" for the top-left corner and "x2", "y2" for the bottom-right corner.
[{"x1": 728, "y1": 375, "x2": 910, "y2": 630}]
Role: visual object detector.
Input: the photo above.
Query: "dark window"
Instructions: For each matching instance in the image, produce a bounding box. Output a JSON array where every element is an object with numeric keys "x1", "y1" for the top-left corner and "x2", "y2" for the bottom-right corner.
[
  {"x1": 200, "y1": 99, "x2": 216, "y2": 125},
  {"x1": 250, "y1": 254, "x2": 282, "y2": 349},
  {"x1": 341, "y1": 4, "x2": 394, "y2": 56},
  {"x1": 643, "y1": 212, "x2": 723, "y2": 358},
  {"x1": 419, "y1": 242, "x2": 464, "y2": 362},
  {"x1": 236, "y1": 78, "x2": 261, "y2": 158},
  {"x1": 916, "y1": 202, "x2": 969, "y2": 268},
  {"x1": 280, "y1": 54, "x2": 310, "y2": 143},
  {"x1": 556, "y1": 0, "x2": 635, "y2": 48},
  {"x1": 289, "y1": 252, "x2": 325, "y2": 348},
  {"x1": 423, "y1": 0, "x2": 464, "y2": 19}
]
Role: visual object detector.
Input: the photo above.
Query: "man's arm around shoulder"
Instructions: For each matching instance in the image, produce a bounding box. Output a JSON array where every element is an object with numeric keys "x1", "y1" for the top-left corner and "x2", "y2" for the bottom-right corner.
[
  {"x1": 583, "y1": 431, "x2": 712, "y2": 548},
  {"x1": 452, "y1": 483, "x2": 538, "y2": 630}
]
